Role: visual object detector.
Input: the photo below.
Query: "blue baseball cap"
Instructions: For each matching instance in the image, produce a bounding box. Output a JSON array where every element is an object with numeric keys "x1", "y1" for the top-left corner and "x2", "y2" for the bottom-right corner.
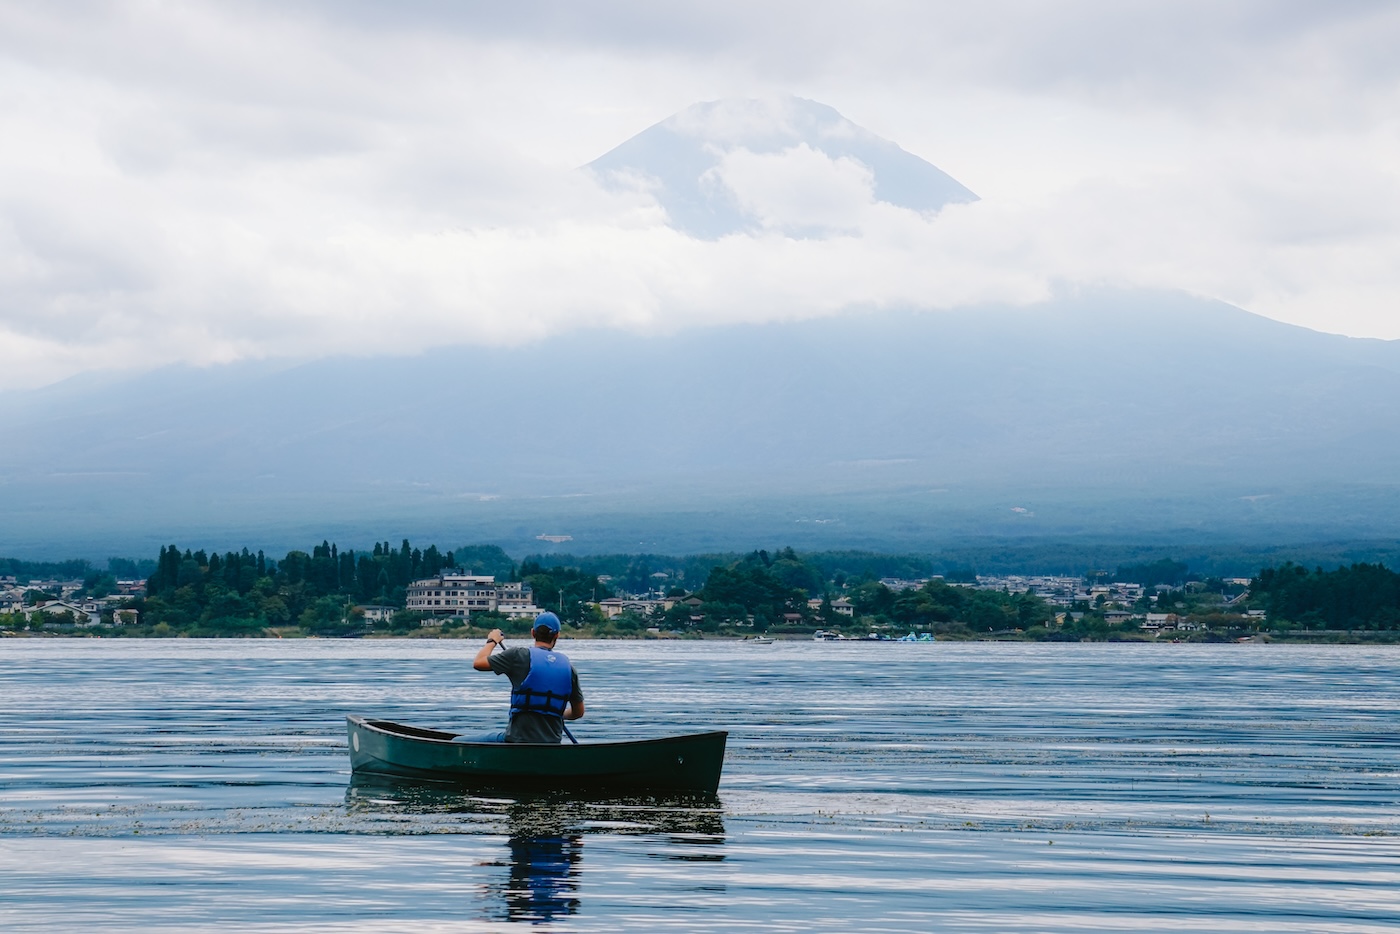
[{"x1": 534, "y1": 611, "x2": 561, "y2": 633}]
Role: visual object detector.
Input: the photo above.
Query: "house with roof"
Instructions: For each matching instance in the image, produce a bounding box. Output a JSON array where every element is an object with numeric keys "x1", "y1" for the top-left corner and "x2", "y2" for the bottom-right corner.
[
  {"x1": 23, "y1": 601, "x2": 101, "y2": 627},
  {"x1": 596, "y1": 598, "x2": 665, "y2": 619},
  {"x1": 1142, "y1": 613, "x2": 1178, "y2": 631}
]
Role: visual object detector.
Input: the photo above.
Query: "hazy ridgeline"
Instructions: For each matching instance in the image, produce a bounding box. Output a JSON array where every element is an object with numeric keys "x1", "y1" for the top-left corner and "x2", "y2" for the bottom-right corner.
[{"x1": 3, "y1": 291, "x2": 1400, "y2": 560}]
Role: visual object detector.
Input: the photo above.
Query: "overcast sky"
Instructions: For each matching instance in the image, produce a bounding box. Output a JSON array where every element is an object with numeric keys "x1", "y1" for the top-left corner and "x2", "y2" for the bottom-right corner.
[{"x1": 2, "y1": 1, "x2": 1398, "y2": 389}]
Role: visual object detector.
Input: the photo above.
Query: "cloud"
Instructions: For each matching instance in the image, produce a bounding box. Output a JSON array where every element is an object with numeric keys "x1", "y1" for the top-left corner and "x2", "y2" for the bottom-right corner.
[
  {"x1": 245, "y1": 2, "x2": 1400, "y2": 122},
  {"x1": 707, "y1": 145, "x2": 876, "y2": 233},
  {"x1": 0, "y1": 2, "x2": 1398, "y2": 389}
]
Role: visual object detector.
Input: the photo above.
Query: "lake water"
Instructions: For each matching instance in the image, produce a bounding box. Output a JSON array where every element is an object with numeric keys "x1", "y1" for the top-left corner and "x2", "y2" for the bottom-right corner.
[{"x1": 2, "y1": 640, "x2": 1399, "y2": 932}]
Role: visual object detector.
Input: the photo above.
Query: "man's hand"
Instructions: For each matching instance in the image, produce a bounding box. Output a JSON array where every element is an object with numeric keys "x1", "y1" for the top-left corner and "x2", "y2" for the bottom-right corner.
[{"x1": 473, "y1": 630, "x2": 505, "y2": 671}]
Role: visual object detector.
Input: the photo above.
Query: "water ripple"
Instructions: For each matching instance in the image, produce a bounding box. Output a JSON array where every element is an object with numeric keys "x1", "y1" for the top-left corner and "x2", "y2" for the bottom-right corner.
[{"x1": 2, "y1": 640, "x2": 1399, "y2": 930}]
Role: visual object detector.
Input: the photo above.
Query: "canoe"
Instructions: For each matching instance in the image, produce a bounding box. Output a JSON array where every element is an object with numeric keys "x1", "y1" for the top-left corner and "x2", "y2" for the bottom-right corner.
[{"x1": 346, "y1": 715, "x2": 728, "y2": 793}]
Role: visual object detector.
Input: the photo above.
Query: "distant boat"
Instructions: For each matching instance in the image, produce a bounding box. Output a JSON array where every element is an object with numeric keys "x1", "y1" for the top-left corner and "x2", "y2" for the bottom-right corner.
[
  {"x1": 347, "y1": 716, "x2": 727, "y2": 794},
  {"x1": 742, "y1": 635, "x2": 774, "y2": 644}
]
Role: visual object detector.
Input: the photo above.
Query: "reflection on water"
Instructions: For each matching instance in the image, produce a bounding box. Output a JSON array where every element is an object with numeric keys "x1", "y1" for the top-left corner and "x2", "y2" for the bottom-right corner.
[
  {"x1": 496, "y1": 824, "x2": 583, "y2": 923},
  {"x1": 4, "y1": 640, "x2": 1400, "y2": 931},
  {"x1": 345, "y1": 776, "x2": 725, "y2": 923}
]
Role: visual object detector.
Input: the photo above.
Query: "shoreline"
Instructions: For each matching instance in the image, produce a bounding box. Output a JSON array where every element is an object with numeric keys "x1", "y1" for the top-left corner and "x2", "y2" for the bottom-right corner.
[{"x1": 5, "y1": 630, "x2": 1397, "y2": 645}]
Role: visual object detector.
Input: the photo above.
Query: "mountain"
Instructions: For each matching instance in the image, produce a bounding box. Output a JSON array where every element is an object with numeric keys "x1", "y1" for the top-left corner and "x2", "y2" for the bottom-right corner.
[
  {"x1": 3, "y1": 290, "x2": 1399, "y2": 558},
  {"x1": 587, "y1": 97, "x2": 977, "y2": 238}
]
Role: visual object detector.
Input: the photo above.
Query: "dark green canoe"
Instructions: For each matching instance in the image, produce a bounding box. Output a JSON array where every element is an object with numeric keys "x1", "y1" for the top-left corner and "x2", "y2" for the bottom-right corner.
[{"x1": 346, "y1": 715, "x2": 728, "y2": 793}]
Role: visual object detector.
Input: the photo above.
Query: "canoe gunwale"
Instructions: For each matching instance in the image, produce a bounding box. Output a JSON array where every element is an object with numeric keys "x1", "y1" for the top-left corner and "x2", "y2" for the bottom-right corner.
[{"x1": 351, "y1": 715, "x2": 728, "y2": 750}]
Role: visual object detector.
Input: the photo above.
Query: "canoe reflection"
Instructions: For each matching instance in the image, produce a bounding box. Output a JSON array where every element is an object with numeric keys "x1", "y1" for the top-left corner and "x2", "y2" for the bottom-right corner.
[{"x1": 346, "y1": 777, "x2": 726, "y2": 923}]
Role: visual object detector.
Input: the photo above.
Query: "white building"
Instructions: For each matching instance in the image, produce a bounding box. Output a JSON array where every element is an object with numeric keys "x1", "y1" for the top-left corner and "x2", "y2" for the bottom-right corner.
[
  {"x1": 1142, "y1": 613, "x2": 1178, "y2": 631},
  {"x1": 406, "y1": 574, "x2": 539, "y2": 619},
  {"x1": 496, "y1": 593, "x2": 544, "y2": 619}
]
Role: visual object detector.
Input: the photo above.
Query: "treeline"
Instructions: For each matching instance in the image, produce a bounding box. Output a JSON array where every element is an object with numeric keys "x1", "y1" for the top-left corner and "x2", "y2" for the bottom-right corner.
[
  {"x1": 0, "y1": 556, "x2": 155, "y2": 582},
  {"x1": 138, "y1": 540, "x2": 514, "y2": 635},
  {"x1": 16, "y1": 537, "x2": 1400, "y2": 639},
  {"x1": 846, "y1": 578, "x2": 1052, "y2": 634},
  {"x1": 146, "y1": 539, "x2": 460, "y2": 603},
  {"x1": 522, "y1": 549, "x2": 941, "y2": 597},
  {"x1": 681, "y1": 552, "x2": 814, "y2": 630},
  {"x1": 1251, "y1": 563, "x2": 1400, "y2": 630},
  {"x1": 518, "y1": 560, "x2": 614, "y2": 626},
  {"x1": 631, "y1": 547, "x2": 1048, "y2": 636}
]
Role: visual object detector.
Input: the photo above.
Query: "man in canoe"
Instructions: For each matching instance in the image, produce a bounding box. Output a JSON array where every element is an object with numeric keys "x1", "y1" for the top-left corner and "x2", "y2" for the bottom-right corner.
[{"x1": 467, "y1": 611, "x2": 585, "y2": 744}]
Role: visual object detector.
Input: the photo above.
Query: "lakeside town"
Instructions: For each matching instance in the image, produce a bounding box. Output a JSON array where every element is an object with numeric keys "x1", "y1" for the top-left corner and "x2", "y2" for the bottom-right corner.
[{"x1": 3, "y1": 544, "x2": 1388, "y2": 642}]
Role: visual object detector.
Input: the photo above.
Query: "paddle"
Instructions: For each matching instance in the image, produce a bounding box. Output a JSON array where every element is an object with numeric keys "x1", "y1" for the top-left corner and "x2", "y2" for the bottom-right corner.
[{"x1": 562, "y1": 724, "x2": 579, "y2": 745}]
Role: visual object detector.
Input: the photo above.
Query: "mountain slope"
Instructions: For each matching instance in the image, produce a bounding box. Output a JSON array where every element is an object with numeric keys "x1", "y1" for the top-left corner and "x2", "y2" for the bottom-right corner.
[{"x1": 2, "y1": 291, "x2": 1399, "y2": 556}]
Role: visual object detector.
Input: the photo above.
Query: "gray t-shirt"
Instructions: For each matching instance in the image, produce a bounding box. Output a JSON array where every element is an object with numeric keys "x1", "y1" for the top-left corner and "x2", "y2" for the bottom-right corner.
[{"x1": 488, "y1": 645, "x2": 584, "y2": 744}]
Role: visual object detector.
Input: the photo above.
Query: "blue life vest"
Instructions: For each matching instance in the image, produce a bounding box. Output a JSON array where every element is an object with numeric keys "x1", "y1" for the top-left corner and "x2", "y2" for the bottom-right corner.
[{"x1": 510, "y1": 646, "x2": 573, "y2": 719}]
